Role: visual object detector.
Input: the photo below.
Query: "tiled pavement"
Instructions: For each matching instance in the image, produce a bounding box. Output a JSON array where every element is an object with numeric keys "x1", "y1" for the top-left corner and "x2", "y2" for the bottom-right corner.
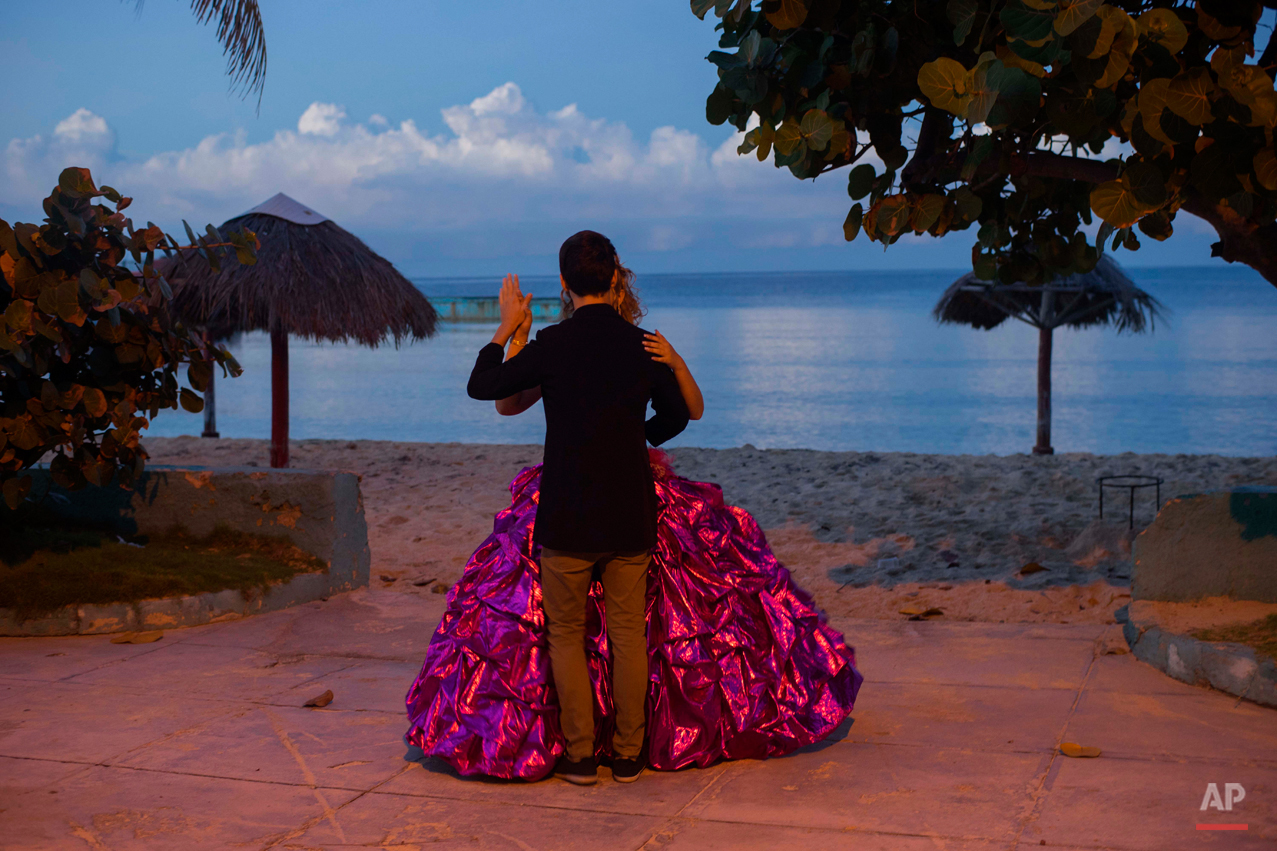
[{"x1": 1, "y1": 588, "x2": 1273, "y2": 850}]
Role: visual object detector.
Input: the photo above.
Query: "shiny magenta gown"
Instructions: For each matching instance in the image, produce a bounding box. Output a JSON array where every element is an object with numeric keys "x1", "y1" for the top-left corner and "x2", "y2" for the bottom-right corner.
[{"x1": 404, "y1": 451, "x2": 862, "y2": 780}]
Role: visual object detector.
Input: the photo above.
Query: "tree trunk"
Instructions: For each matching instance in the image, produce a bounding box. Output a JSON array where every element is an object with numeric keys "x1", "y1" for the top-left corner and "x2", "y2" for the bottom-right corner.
[
  {"x1": 270, "y1": 326, "x2": 289, "y2": 468},
  {"x1": 1019, "y1": 153, "x2": 1277, "y2": 289},
  {"x1": 201, "y1": 368, "x2": 219, "y2": 438},
  {"x1": 1033, "y1": 325, "x2": 1054, "y2": 455}
]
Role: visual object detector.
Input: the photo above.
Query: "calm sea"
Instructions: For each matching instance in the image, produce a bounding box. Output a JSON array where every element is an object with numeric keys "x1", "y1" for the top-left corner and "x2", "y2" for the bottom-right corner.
[{"x1": 147, "y1": 267, "x2": 1277, "y2": 457}]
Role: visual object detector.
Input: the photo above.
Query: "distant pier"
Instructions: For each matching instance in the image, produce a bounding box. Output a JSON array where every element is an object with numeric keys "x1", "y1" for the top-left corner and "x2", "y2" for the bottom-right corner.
[{"x1": 431, "y1": 296, "x2": 563, "y2": 323}]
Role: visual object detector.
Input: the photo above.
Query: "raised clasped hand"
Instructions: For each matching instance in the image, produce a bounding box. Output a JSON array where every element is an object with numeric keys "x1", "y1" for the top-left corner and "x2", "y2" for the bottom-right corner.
[{"x1": 496, "y1": 274, "x2": 533, "y2": 343}]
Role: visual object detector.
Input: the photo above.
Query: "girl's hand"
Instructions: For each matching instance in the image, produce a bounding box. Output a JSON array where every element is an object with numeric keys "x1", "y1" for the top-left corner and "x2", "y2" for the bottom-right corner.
[
  {"x1": 495, "y1": 274, "x2": 532, "y2": 344},
  {"x1": 643, "y1": 330, "x2": 684, "y2": 369},
  {"x1": 515, "y1": 289, "x2": 533, "y2": 341}
]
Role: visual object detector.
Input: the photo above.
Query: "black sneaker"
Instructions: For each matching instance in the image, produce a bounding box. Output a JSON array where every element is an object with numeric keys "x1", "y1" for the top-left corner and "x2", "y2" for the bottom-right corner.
[
  {"x1": 612, "y1": 756, "x2": 644, "y2": 783},
  {"x1": 553, "y1": 755, "x2": 597, "y2": 785}
]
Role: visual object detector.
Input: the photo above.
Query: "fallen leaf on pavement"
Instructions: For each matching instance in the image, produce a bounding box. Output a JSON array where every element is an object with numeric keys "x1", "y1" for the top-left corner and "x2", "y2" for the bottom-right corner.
[
  {"x1": 1020, "y1": 562, "x2": 1048, "y2": 575},
  {"x1": 379, "y1": 574, "x2": 397, "y2": 582},
  {"x1": 412, "y1": 576, "x2": 437, "y2": 587},
  {"x1": 110, "y1": 631, "x2": 163, "y2": 644},
  {"x1": 304, "y1": 689, "x2": 334, "y2": 708},
  {"x1": 900, "y1": 606, "x2": 944, "y2": 619},
  {"x1": 1059, "y1": 742, "x2": 1101, "y2": 758}
]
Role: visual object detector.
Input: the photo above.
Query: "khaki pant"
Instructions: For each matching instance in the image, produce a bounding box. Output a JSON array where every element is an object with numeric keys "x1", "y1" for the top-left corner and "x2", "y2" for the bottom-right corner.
[{"x1": 539, "y1": 548, "x2": 650, "y2": 760}]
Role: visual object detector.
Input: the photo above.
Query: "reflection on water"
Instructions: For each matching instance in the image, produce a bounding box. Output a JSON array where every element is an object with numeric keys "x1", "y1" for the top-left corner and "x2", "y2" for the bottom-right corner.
[{"x1": 147, "y1": 267, "x2": 1277, "y2": 456}]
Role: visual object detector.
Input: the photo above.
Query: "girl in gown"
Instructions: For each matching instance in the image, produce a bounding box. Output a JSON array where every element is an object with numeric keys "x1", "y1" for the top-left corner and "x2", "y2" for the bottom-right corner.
[{"x1": 404, "y1": 266, "x2": 863, "y2": 781}]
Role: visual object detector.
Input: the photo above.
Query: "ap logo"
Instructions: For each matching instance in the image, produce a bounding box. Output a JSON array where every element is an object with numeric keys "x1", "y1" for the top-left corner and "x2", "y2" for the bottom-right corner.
[{"x1": 1200, "y1": 783, "x2": 1246, "y2": 811}]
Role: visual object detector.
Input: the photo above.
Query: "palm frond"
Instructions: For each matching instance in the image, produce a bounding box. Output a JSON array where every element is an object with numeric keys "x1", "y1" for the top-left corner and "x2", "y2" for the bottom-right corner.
[
  {"x1": 934, "y1": 255, "x2": 1167, "y2": 334},
  {"x1": 131, "y1": 1, "x2": 267, "y2": 103}
]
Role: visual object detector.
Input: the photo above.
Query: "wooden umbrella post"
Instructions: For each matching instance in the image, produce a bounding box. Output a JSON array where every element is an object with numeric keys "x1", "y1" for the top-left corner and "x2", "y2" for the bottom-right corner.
[
  {"x1": 201, "y1": 368, "x2": 219, "y2": 438},
  {"x1": 270, "y1": 325, "x2": 289, "y2": 468},
  {"x1": 1033, "y1": 325, "x2": 1054, "y2": 455}
]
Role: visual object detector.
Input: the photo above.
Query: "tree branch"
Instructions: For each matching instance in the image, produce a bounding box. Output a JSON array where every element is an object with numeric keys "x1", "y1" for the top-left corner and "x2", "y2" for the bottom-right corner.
[
  {"x1": 1179, "y1": 193, "x2": 1277, "y2": 288},
  {"x1": 902, "y1": 107, "x2": 953, "y2": 185},
  {"x1": 1020, "y1": 151, "x2": 1119, "y2": 184}
]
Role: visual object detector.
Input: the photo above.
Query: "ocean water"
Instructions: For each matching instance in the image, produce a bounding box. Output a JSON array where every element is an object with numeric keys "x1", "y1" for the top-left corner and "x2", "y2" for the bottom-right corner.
[{"x1": 147, "y1": 267, "x2": 1277, "y2": 457}]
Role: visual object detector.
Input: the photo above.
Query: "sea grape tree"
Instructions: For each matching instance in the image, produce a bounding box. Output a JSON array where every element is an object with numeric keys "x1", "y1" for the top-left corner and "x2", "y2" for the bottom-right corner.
[
  {"x1": 692, "y1": 0, "x2": 1277, "y2": 287},
  {"x1": 0, "y1": 168, "x2": 257, "y2": 510}
]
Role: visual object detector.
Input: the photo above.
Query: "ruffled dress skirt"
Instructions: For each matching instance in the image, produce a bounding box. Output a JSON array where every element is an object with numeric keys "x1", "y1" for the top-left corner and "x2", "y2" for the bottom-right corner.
[{"x1": 404, "y1": 452, "x2": 862, "y2": 780}]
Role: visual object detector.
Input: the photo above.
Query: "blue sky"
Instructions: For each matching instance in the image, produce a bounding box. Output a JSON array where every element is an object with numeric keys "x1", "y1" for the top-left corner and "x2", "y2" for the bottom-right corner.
[{"x1": 1, "y1": 1, "x2": 1265, "y2": 277}]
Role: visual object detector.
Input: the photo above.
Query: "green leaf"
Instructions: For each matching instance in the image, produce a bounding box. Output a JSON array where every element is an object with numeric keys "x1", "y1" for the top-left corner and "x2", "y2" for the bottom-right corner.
[
  {"x1": 848, "y1": 164, "x2": 876, "y2": 199},
  {"x1": 6, "y1": 417, "x2": 42, "y2": 451},
  {"x1": 985, "y1": 62, "x2": 1042, "y2": 128},
  {"x1": 1165, "y1": 68, "x2": 1215, "y2": 126},
  {"x1": 947, "y1": 0, "x2": 978, "y2": 46},
  {"x1": 1255, "y1": 148, "x2": 1277, "y2": 192},
  {"x1": 1096, "y1": 221, "x2": 1116, "y2": 254},
  {"x1": 58, "y1": 167, "x2": 97, "y2": 198},
  {"x1": 774, "y1": 119, "x2": 805, "y2": 155},
  {"x1": 179, "y1": 388, "x2": 204, "y2": 413},
  {"x1": 1137, "y1": 209, "x2": 1174, "y2": 241},
  {"x1": 917, "y1": 58, "x2": 972, "y2": 117},
  {"x1": 954, "y1": 186, "x2": 983, "y2": 221},
  {"x1": 706, "y1": 84, "x2": 736, "y2": 126},
  {"x1": 1137, "y1": 8, "x2": 1188, "y2": 55},
  {"x1": 766, "y1": 0, "x2": 807, "y2": 30},
  {"x1": 843, "y1": 204, "x2": 864, "y2": 241},
  {"x1": 961, "y1": 136, "x2": 995, "y2": 182},
  {"x1": 82, "y1": 387, "x2": 107, "y2": 418},
  {"x1": 2, "y1": 475, "x2": 32, "y2": 510},
  {"x1": 1091, "y1": 179, "x2": 1153, "y2": 228},
  {"x1": 1053, "y1": 0, "x2": 1101, "y2": 36},
  {"x1": 690, "y1": 0, "x2": 717, "y2": 20},
  {"x1": 1190, "y1": 144, "x2": 1242, "y2": 201},
  {"x1": 973, "y1": 253, "x2": 998, "y2": 280},
  {"x1": 1123, "y1": 161, "x2": 1167, "y2": 208},
  {"x1": 881, "y1": 145, "x2": 908, "y2": 171},
  {"x1": 1001, "y1": 1, "x2": 1056, "y2": 43},
  {"x1": 911, "y1": 194, "x2": 946, "y2": 232},
  {"x1": 800, "y1": 109, "x2": 834, "y2": 151},
  {"x1": 188, "y1": 360, "x2": 213, "y2": 393}
]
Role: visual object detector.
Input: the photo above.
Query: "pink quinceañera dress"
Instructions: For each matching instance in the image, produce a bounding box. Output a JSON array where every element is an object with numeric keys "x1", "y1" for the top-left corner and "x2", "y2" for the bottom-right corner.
[{"x1": 404, "y1": 451, "x2": 862, "y2": 779}]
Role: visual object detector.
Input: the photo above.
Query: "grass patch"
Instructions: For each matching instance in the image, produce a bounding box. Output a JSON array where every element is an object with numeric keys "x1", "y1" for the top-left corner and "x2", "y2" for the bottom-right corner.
[
  {"x1": 1192, "y1": 614, "x2": 1277, "y2": 662},
  {"x1": 0, "y1": 518, "x2": 325, "y2": 619}
]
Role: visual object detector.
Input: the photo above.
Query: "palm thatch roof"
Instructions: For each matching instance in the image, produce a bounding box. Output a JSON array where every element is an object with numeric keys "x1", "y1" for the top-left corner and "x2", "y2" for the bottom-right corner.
[
  {"x1": 167, "y1": 193, "x2": 437, "y2": 346},
  {"x1": 933, "y1": 254, "x2": 1165, "y2": 333}
]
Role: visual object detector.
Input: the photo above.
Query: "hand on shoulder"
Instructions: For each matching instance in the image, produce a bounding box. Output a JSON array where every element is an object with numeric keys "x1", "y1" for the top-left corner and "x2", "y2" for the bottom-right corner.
[{"x1": 643, "y1": 329, "x2": 684, "y2": 370}]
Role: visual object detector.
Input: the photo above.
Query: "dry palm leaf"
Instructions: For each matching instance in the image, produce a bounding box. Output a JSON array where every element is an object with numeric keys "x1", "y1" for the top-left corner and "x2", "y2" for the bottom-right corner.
[
  {"x1": 110, "y1": 631, "x2": 164, "y2": 644},
  {"x1": 1059, "y1": 742, "x2": 1102, "y2": 758},
  {"x1": 303, "y1": 689, "x2": 334, "y2": 708}
]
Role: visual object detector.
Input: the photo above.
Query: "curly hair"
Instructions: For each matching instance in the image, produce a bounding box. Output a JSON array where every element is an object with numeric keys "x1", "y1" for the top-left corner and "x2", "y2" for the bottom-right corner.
[{"x1": 559, "y1": 232, "x2": 645, "y2": 325}]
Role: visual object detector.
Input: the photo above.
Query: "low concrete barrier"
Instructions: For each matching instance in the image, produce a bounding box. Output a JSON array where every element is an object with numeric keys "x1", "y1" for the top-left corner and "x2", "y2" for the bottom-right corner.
[
  {"x1": 1133, "y1": 487, "x2": 1277, "y2": 603},
  {"x1": 1125, "y1": 487, "x2": 1277, "y2": 707},
  {"x1": 1, "y1": 466, "x2": 370, "y2": 636}
]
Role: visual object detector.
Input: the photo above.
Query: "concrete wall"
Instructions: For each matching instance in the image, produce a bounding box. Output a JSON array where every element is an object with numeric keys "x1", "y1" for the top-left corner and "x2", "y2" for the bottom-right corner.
[
  {"x1": 1132, "y1": 487, "x2": 1277, "y2": 603},
  {"x1": 3, "y1": 466, "x2": 370, "y2": 635}
]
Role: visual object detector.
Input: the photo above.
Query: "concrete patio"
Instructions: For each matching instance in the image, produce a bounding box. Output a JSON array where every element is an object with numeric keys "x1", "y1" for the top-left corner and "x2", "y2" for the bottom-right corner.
[{"x1": 1, "y1": 587, "x2": 1273, "y2": 850}]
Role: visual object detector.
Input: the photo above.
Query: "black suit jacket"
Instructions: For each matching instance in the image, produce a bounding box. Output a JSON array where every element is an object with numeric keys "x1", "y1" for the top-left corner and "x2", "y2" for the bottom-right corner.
[{"x1": 467, "y1": 304, "x2": 690, "y2": 551}]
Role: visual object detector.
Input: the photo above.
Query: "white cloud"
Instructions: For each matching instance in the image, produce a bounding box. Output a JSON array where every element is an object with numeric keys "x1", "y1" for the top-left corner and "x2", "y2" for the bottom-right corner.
[
  {"x1": 54, "y1": 108, "x2": 112, "y2": 144},
  {"x1": 298, "y1": 102, "x2": 347, "y2": 136},
  {"x1": 2, "y1": 85, "x2": 851, "y2": 261}
]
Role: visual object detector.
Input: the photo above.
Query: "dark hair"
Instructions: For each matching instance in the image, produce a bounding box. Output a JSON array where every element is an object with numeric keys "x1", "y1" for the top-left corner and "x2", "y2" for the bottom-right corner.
[{"x1": 559, "y1": 231, "x2": 620, "y2": 297}]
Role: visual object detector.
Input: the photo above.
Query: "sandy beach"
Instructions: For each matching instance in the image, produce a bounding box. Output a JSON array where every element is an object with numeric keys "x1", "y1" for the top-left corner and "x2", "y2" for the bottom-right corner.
[{"x1": 141, "y1": 436, "x2": 1277, "y2": 626}]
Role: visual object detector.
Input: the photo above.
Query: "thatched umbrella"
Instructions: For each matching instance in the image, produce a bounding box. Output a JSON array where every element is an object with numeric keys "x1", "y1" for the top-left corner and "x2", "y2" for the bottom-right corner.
[
  {"x1": 934, "y1": 255, "x2": 1164, "y2": 455},
  {"x1": 168, "y1": 193, "x2": 438, "y2": 467}
]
